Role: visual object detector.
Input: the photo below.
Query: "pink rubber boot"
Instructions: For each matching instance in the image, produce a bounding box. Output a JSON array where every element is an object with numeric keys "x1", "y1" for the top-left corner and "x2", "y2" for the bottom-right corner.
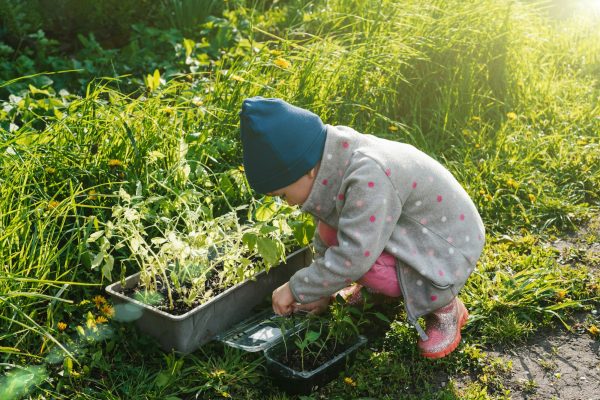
[{"x1": 418, "y1": 297, "x2": 469, "y2": 359}]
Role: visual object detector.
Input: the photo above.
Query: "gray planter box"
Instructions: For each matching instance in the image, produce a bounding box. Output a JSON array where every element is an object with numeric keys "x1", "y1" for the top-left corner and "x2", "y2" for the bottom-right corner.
[{"x1": 105, "y1": 247, "x2": 310, "y2": 354}]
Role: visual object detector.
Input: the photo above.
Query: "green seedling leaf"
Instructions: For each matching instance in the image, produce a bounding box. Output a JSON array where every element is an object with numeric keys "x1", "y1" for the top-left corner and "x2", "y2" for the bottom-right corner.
[
  {"x1": 242, "y1": 232, "x2": 257, "y2": 251},
  {"x1": 90, "y1": 251, "x2": 104, "y2": 269},
  {"x1": 255, "y1": 201, "x2": 277, "y2": 222},
  {"x1": 102, "y1": 254, "x2": 114, "y2": 281},
  {"x1": 289, "y1": 220, "x2": 315, "y2": 247},
  {"x1": 257, "y1": 237, "x2": 279, "y2": 265},
  {"x1": 259, "y1": 224, "x2": 278, "y2": 235},
  {"x1": 306, "y1": 330, "x2": 321, "y2": 342},
  {"x1": 373, "y1": 312, "x2": 391, "y2": 323},
  {"x1": 86, "y1": 231, "x2": 104, "y2": 243}
]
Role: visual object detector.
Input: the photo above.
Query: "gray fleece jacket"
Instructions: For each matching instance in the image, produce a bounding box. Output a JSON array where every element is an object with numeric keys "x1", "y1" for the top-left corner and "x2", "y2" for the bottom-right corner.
[{"x1": 289, "y1": 125, "x2": 485, "y2": 338}]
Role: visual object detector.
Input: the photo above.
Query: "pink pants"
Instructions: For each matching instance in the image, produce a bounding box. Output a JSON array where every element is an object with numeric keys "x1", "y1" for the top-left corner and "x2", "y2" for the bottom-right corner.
[{"x1": 318, "y1": 222, "x2": 402, "y2": 297}]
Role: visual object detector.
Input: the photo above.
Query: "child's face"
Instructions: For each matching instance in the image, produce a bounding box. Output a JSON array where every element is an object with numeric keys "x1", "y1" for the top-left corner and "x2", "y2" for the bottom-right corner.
[{"x1": 269, "y1": 171, "x2": 316, "y2": 206}]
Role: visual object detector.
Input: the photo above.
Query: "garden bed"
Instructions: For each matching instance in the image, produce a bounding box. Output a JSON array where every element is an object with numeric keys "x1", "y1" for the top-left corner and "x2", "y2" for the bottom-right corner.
[{"x1": 105, "y1": 247, "x2": 310, "y2": 353}]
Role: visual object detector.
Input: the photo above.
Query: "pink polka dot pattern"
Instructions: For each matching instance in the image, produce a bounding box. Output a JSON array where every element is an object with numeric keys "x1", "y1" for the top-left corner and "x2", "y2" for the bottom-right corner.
[
  {"x1": 412, "y1": 181, "x2": 417, "y2": 189},
  {"x1": 430, "y1": 295, "x2": 438, "y2": 301},
  {"x1": 420, "y1": 218, "x2": 427, "y2": 225},
  {"x1": 437, "y1": 195, "x2": 443, "y2": 202},
  {"x1": 369, "y1": 215, "x2": 376, "y2": 222},
  {"x1": 385, "y1": 168, "x2": 391, "y2": 176},
  {"x1": 438, "y1": 270, "x2": 445, "y2": 277},
  {"x1": 342, "y1": 141, "x2": 349, "y2": 148},
  {"x1": 368, "y1": 181, "x2": 375, "y2": 188},
  {"x1": 459, "y1": 214, "x2": 465, "y2": 221},
  {"x1": 322, "y1": 179, "x2": 328, "y2": 185},
  {"x1": 364, "y1": 250, "x2": 371, "y2": 257},
  {"x1": 338, "y1": 194, "x2": 345, "y2": 201}
]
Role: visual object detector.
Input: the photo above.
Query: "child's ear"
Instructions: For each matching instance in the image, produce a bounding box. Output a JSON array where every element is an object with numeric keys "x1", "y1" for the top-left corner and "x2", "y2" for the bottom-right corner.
[{"x1": 307, "y1": 162, "x2": 320, "y2": 179}]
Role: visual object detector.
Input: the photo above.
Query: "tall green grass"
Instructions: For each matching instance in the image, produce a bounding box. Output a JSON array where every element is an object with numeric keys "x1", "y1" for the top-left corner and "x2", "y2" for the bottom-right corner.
[{"x1": 1, "y1": 0, "x2": 599, "y2": 398}]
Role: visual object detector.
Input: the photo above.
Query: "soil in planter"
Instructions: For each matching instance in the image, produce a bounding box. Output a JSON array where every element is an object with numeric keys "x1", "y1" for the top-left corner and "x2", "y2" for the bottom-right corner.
[
  {"x1": 277, "y1": 338, "x2": 355, "y2": 371},
  {"x1": 121, "y1": 273, "x2": 231, "y2": 316}
]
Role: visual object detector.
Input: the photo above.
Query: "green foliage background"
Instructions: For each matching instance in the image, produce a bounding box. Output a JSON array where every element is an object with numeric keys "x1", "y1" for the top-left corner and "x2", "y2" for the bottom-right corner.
[{"x1": 0, "y1": 0, "x2": 599, "y2": 399}]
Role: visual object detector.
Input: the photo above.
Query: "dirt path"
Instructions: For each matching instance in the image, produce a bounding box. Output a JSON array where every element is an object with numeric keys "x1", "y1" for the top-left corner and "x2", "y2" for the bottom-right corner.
[
  {"x1": 487, "y1": 321, "x2": 600, "y2": 400},
  {"x1": 485, "y1": 216, "x2": 600, "y2": 399}
]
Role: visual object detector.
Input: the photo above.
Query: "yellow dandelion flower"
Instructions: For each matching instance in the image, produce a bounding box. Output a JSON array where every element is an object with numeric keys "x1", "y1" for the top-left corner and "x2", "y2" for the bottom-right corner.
[
  {"x1": 344, "y1": 377, "x2": 357, "y2": 387},
  {"x1": 101, "y1": 305, "x2": 115, "y2": 317},
  {"x1": 48, "y1": 200, "x2": 60, "y2": 209},
  {"x1": 211, "y1": 369, "x2": 226, "y2": 377},
  {"x1": 274, "y1": 58, "x2": 291, "y2": 69},
  {"x1": 230, "y1": 74, "x2": 245, "y2": 82},
  {"x1": 108, "y1": 159, "x2": 123, "y2": 167},
  {"x1": 388, "y1": 125, "x2": 399, "y2": 132},
  {"x1": 57, "y1": 322, "x2": 67, "y2": 331},
  {"x1": 69, "y1": 370, "x2": 81, "y2": 378},
  {"x1": 93, "y1": 295, "x2": 107, "y2": 307},
  {"x1": 88, "y1": 189, "x2": 97, "y2": 200},
  {"x1": 485, "y1": 194, "x2": 493, "y2": 202},
  {"x1": 479, "y1": 189, "x2": 486, "y2": 195},
  {"x1": 475, "y1": 143, "x2": 480, "y2": 148},
  {"x1": 45, "y1": 167, "x2": 57, "y2": 174},
  {"x1": 506, "y1": 112, "x2": 517, "y2": 120},
  {"x1": 589, "y1": 325, "x2": 599, "y2": 336},
  {"x1": 96, "y1": 316, "x2": 108, "y2": 324},
  {"x1": 528, "y1": 193, "x2": 536, "y2": 202},
  {"x1": 220, "y1": 392, "x2": 231, "y2": 398},
  {"x1": 506, "y1": 178, "x2": 519, "y2": 189},
  {"x1": 555, "y1": 290, "x2": 567, "y2": 300}
]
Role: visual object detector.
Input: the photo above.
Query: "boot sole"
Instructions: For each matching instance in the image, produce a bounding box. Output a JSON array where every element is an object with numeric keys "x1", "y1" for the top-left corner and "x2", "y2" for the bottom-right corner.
[{"x1": 421, "y1": 300, "x2": 469, "y2": 359}]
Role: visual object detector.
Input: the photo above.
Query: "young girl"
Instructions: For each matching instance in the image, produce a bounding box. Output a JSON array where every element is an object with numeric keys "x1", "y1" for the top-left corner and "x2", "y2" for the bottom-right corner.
[{"x1": 239, "y1": 97, "x2": 485, "y2": 358}]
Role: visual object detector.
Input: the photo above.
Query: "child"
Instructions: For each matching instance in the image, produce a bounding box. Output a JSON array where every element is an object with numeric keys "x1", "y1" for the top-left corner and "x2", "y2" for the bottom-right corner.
[{"x1": 239, "y1": 97, "x2": 485, "y2": 359}]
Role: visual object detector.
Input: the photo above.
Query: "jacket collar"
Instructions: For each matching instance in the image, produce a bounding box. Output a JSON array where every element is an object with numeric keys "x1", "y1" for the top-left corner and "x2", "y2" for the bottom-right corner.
[{"x1": 301, "y1": 125, "x2": 359, "y2": 220}]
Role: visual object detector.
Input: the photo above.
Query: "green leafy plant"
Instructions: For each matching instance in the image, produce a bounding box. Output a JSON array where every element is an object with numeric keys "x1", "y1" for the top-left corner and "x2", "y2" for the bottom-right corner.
[{"x1": 86, "y1": 184, "x2": 307, "y2": 311}]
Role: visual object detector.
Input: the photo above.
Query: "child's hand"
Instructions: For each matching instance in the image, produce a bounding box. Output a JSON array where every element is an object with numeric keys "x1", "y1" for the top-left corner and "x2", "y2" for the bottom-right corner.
[
  {"x1": 272, "y1": 282, "x2": 296, "y2": 316},
  {"x1": 292, "y1": 297, "x2": 330, "y2": 315}
]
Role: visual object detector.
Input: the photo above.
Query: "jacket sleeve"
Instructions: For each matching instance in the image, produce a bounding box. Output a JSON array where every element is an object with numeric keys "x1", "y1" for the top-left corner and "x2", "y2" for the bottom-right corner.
[
  {"x1": 289, "y1": 155, "x2": 403, "y2": 303},
  {"x1": 311, "y1": 217, "x2": 328, "y2": 260}
]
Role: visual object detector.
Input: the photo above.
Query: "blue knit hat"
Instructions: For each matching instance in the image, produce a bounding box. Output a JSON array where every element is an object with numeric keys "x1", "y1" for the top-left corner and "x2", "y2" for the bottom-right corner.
[{"x1": 239, "y1": 97, "x2": 326, "y2": 194}]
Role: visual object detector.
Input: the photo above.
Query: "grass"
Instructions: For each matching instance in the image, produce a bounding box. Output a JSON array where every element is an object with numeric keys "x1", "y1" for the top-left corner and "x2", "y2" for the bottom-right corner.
[{"x1": 1, "y1": 0, "x2": 599, "y2": 398}]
